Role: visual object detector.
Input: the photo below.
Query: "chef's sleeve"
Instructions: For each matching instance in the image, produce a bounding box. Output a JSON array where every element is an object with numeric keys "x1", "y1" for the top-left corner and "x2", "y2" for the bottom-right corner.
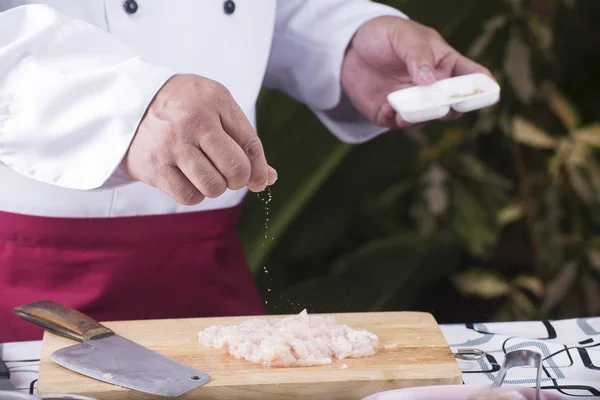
[
  {"x1": 0, "y1": 5, "x2": 174, "y2": 190},
  {"x1": 263, "y1": 0, "x2": 408, "y2": 143}
]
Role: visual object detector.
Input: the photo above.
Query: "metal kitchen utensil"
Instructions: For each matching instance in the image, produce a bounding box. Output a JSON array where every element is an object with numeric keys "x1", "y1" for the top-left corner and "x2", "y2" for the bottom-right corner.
[
  {"x1": 13, "y1": 300, "x2": 211, "y2": 397},
  {"x1": 454, "y1": 348, "x2": 486, "y2": 361},
  {"x1": 491, "y1": 349, "x2": 543, "y2": 400}
]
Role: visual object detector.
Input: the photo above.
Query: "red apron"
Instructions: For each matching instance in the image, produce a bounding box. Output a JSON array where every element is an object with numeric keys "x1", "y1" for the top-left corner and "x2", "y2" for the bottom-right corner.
[{"x1": 0, "y1": 205, "x2": 265, "y2": 343}]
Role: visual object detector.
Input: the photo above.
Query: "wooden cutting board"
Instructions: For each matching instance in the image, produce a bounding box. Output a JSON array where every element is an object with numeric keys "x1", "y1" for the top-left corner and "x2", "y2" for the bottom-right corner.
[{"x1": 38, "y1": 311, "x2": 462, "y2": 399}]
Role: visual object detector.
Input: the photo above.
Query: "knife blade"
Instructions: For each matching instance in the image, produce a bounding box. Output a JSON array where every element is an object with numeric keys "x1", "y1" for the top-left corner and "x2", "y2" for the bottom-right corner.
[
  {"x1": 13, "y1": 300, "x2": 210, "y2": 397},
  {"x1": 0, "y1": 359, "x2": 16, "y2": 391}
]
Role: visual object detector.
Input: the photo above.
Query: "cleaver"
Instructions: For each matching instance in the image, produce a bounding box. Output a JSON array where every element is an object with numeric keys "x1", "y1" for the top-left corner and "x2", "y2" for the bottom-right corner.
[{"x1": 13, "y1": 300, "x2": 211, "y2": 397}]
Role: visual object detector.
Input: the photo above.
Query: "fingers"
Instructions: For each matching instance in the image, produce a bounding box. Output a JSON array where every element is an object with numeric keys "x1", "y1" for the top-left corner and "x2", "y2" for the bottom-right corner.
[
  {"x1": 216, "y1": 91, "x2": 273, "y2": 192},
  {"x1": 177, "y1": 146, "x2": 228, "y2": 198},
  {"x1": 388, "y1": 27, "x2": 484, "y2": 128},
  {"x1": 441, "y1": 109, "x2": 462, "y2": 121},
  {"x1": 197, "y1": 128, "x2": 250, "y2": 191},
  {"x1": 399, "y1": 23, "x2": 493, "y2": 84},
  {"x1": 404, "y1": 42, "x2": 437, "y2": 86},
  {"x1": 154, "y1": 165, "x2": 205, "y2": 206},
  {"x1": 387, "y1": 21, "x2": 438, "y2": 86},
  {"x1": 378, "y1": 98, "x2": 454, "y2": 129},
  {"x1": 389, "y1": 106, "x2": 461, "y2": 129},
  {"x1": 221, "y1": 111, "x2": 274, "y2": 192},
  {"x1": 375, "y1": 102, "x2": 400, "y2": 128},
  {"x1": 128, "y1": 74, "x2": 278, "y2": 207},
  {"x1": 452, "y1": 53, "x2": 495, "y2": 80},
  {"x1": 394, "y1": 113, "x2": 425, "y2": 129}
]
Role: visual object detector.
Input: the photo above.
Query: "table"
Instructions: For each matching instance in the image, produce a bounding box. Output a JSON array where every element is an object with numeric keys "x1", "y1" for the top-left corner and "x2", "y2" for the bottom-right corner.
[{"x1": 2, "y1": 317, "x2": 599, "y2": 398}]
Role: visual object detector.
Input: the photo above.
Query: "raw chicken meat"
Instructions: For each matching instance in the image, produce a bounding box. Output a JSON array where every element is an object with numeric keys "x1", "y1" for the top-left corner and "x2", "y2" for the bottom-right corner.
[{"x1": 197, "y1": 309, "x2": 379, "y2": 367}]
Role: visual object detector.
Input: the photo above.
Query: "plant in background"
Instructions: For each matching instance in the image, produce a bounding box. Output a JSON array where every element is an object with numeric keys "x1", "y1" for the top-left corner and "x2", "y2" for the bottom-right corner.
[
  {"x1": 238, "y1": 0, "x2": 600, "y2": 322},
  {"x1": 450, "y1": 0, "x2": 600, "y2": 320}
]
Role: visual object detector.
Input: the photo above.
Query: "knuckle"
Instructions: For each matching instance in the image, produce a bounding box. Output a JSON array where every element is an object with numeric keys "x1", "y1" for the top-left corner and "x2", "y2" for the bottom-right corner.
[
  {"x1": 153, "y1": 164, "x2": 174, "y2": 185},
  {"x1": 178, "y1": 190, "x2": 204, "y2": 206},
  {"x1": 426, "y1": 27, "x2": 441, "y2": 40},
  {"x1": 154, "y1": 166, "x2": 203, "y2": 206},
  {"x1": 155, "y1": 124, "x2": 180, "y2": 148},
  {"x1": 242, "y1": 138, "x2": 264, "y2": 162},
  {"x1": 201, "y1": 174, "x2": 227, "y2": 198},
  {"x1": 142, "y1": 150, "x2": 161, "y2": 167},
  {"x1": 175, "y1": 109, "x2": 209, "y2": 134},
  {"x1": 203, "y1": 80, "x2": 229, "y2": 102},
  {"x1": 144, "y1": 151, "x2": 159, "y2": 166},
  {"x1": 199, "y1": 130, "x2": 223, "y2": 147},
  {"x1": 227, "y1": 160, "x2": 251, "y2": 182}
]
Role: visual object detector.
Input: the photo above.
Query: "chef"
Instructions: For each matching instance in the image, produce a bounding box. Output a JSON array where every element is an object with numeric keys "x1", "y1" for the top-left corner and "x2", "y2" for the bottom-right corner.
[{"x1": 0, "y1": 0, "x2": 492, "y2": 343}]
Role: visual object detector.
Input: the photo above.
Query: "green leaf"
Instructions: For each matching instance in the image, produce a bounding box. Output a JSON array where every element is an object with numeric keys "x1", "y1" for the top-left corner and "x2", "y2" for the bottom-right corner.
[
  {"x1": 507, "y1": 0, "x2": 524, "y2": 14},
  {"x1": 472, "y1": 105, "x2": 499, "y2": 135},
  {"x1": 468, "y1": 15, "x2": 509, "y2": 59},
  {"x1": 238, "y1": 91, "x2": 354, "y2": 273},
  {"x1": 512, "y1": 275, "x2": 545, "y2": 298},
  {"x1": 270, "y1": 235, "x2": 461, "y2": 314},
  {"x1": 573, "y1": 124, "x2": 600, "y2": 148},
  {"x1": 389, "y1": 0, "x2": 483, "y2": 39},
  {"x1": 566, "y1": 164, "x2": 593, "y2": 203},
  {"x1": 249, "y1": 143, "x2": 352, "y2": 272},
  {"x1": 549, "y1": 140, "x2": 569, "y2": 180},
  {"x1": 504, "y1": 27, "x2": 535, "y2": 104},
  {"x1": 241, "y1": 0, "x2": 502, "y2": 274},
  {"x1": 509, "y1": 291, "x2": 539, "y2": 320},
  {"x1": 566, "y1": 140, "x2": 589, "y2": 167},
  {"x1": 530, "y1": 19, "x2": 553, "y2": 51},
  {"x1": 585, "y1": 237, "x2": 600, "y2": 273},
  {"x1": 453, "y1": 267, "x2": 511, "y2": 299},
  {"x1": 372, "y1": 180, "x2": 414, "y2": 210},
  {"x1": 275, "y1": 234, "x2": 426, "y2": 313},
  {"x1": 497, "y1": 203, "x2": 525, "y2": 226},
  {"x1": 547, "y1": 86, "x2": 581, "y2": 130},
  {"x1": 541, "y1": 261, "x2": 579, "y2": 313},
  {"x1": 457, "y1": 153, "x2": 513, "y2": 189},
  {"x1": 286, "y1": 207, "x2": 353, "y2": 259},
  {"x1": 451, "y1": 182, "x2": 498, "y2": 257},
  {"x1": 511, "y1": 117, "x2": 557, "y2": 149}
]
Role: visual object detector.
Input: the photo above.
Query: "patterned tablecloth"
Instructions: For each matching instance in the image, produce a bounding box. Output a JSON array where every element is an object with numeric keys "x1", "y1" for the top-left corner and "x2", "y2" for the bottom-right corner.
[{"x1": 1, "y1": 317, "x2": 599, "y2": 398}]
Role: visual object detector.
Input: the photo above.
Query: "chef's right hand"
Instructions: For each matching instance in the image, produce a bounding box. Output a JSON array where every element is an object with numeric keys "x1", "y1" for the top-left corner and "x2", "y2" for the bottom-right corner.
[{"x1": 121, "y1": 74, "x2": 277, "y2": 205}]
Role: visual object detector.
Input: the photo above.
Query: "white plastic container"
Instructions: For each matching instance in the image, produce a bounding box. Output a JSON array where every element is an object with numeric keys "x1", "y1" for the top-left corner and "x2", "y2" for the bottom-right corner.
[{"x1": 387, "y1": 73, "x2": 500, "y2": 124}]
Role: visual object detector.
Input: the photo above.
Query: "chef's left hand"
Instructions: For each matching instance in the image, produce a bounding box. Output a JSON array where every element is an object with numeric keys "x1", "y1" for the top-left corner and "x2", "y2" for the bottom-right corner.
[{"x1": 341, "y1": 16, "x2": 493, "y2": 129}]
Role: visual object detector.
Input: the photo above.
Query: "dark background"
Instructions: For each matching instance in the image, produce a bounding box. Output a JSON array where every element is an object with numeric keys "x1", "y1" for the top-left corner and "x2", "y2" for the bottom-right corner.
[{"x1": 238, "y1": 0, "x2": 600, "y2": 324}]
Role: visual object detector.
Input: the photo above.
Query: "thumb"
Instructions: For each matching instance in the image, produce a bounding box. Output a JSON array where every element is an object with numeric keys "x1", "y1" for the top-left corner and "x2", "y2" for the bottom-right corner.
[
  {"x1": 403, "y1": 42, "x2": 437, "y2": 86},
  {"x1": 267, "y1": 165, "x2": 278, "y2": 186}
]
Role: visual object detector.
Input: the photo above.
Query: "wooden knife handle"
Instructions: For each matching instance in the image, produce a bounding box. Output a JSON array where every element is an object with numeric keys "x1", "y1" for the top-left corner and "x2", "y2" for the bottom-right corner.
[{"x1": 13, "y1": 300, "x2": 114, "y2": 342}]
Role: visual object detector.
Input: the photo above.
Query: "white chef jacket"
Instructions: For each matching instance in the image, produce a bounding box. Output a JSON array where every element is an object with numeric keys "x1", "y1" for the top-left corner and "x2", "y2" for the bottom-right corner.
[{"x1": 0, "y1": 0, "x2": 407, "y2": 218}]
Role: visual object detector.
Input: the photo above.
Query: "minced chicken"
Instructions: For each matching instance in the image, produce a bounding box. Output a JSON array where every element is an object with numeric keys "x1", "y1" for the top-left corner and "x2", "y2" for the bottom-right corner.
[{"x1": 197, "y1": 309, "x2": 379, "y2": 367}]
